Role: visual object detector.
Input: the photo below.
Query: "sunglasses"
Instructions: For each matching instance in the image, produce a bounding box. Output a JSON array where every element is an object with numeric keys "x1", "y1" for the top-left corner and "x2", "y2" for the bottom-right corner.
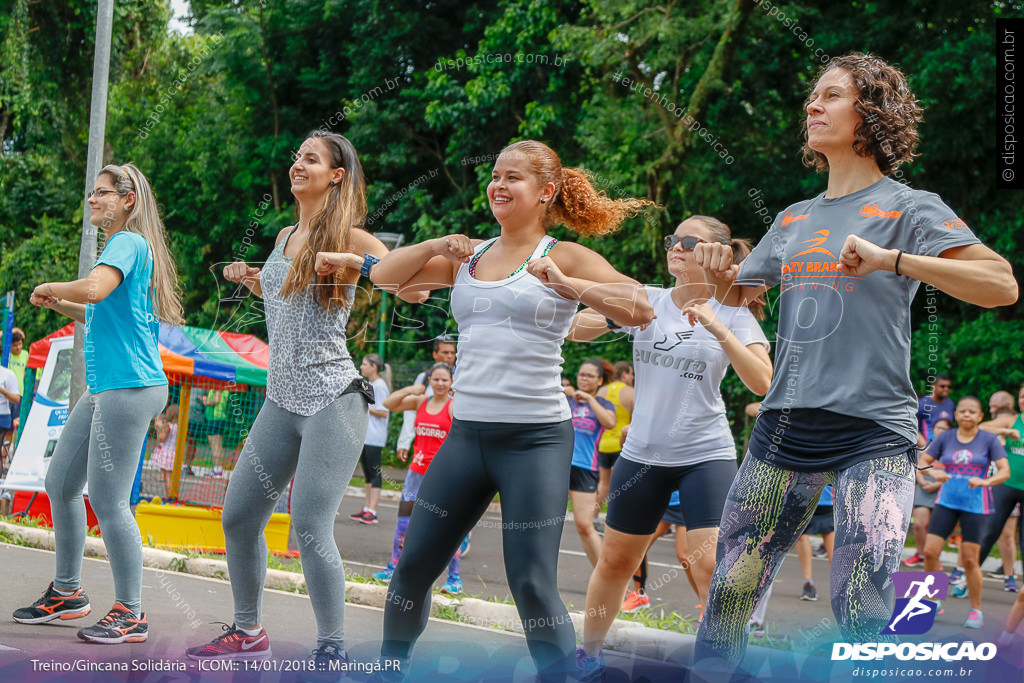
[{"x1": 663, "y1": 235, "x2": 705, "y2": 252}]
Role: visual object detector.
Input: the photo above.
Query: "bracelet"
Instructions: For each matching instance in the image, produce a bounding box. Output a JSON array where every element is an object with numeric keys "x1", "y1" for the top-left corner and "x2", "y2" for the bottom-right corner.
[
  {"x1": 894, "y1": 250, "x2": 904, "y2": 276},
  {"x1": 604, "y1": 316, "x2": 621, "y2": 331},
  {"x1": 360, "y1": 253, "x2": 380, "y2": 278}
]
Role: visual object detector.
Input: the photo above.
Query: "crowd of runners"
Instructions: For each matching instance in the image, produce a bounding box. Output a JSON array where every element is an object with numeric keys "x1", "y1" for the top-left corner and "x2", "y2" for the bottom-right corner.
[{"x1": 7, "y1": 52, "x2": 1021, "y2": 683}]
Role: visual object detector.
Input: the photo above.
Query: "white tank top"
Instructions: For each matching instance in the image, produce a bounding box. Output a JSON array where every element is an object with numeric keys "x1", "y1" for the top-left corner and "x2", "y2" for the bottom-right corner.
[{"x1": 450, "y1": 235, "x2": 577, "y2": 423}]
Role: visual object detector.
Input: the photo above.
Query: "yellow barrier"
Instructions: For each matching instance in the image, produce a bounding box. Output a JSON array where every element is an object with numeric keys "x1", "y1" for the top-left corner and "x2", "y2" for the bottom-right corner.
[{"x1": 136, "y1": 499, "x2": 291, "y2": 553}]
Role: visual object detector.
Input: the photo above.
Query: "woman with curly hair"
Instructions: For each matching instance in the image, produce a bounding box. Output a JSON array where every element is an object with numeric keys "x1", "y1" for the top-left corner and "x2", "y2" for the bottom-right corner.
[
  {"x1": 366, "y1": 140, "x2": 654, "y2": 680},
  {"x1": 691, "y1": 53, "x2": 1018, "y2": 672}
]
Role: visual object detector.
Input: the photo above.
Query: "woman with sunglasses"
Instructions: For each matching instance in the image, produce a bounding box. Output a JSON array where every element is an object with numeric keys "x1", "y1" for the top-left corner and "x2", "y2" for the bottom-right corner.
[
  {"x1": 692, "y1": 53, "x2": 1017, "y2": 672},
  {"x1": 16, "y1": 164, "x2": 182, "y2": 644},
  {"x1": 569, "y1": 216, "x2": 771, "y2": 679}
]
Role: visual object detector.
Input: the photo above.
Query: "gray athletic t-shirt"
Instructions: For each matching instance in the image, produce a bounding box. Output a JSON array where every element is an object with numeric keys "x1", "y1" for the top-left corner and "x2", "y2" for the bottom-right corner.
[{"x1": 738, "y1": 177, "x2": 979, "y2": 445}]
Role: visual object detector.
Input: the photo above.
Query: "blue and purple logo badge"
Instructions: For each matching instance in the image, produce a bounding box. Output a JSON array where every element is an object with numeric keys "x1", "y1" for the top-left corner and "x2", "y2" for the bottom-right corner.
[{"x1": 882, "y1": 571, "x2": 949, "y2": 635}]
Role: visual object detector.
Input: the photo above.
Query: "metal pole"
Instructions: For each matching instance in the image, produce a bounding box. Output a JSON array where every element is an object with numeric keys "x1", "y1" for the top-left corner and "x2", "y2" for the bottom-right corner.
[{"x1": 69, "y1": 0, "x2": 115, "y2": 405}]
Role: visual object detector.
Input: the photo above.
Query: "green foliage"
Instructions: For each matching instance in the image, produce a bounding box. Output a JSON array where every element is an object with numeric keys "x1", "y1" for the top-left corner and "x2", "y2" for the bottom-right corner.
[{"x1": 1, "y1": 0, "x2": 1021, "y2": 443}]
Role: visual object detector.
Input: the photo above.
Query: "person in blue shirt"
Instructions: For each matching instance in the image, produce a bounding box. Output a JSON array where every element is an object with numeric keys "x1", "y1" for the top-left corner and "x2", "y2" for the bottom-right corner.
[
  {"x1": 566, "y1": 359, "x2": 616, "y2": 567},
  {"x1": 15, "y1": 164, "x2": 182, "y2": 645},
  {"x1": 921, "y1": 396, "x2": 1010, "y2": 629},
  {"x1": 916, "y1": 374, "x2": 955, "y2": 446}
]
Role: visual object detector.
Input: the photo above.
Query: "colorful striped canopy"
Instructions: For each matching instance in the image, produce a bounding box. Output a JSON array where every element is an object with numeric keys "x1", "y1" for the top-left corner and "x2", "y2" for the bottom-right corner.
[{"x1": 28, "y1": 323, "x2": 268, "y2": 387}]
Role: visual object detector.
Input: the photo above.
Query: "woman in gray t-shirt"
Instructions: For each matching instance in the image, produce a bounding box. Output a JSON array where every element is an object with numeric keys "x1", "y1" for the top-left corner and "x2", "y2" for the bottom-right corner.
[{"x1": 692, "y1": 53, "x2": 1018, "y2": 668}]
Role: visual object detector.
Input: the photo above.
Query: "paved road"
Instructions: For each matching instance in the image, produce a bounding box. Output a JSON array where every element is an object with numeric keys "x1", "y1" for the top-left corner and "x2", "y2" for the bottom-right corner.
[{"x1": 330, "y1": 492, "x2": 1023, "y2": 649}]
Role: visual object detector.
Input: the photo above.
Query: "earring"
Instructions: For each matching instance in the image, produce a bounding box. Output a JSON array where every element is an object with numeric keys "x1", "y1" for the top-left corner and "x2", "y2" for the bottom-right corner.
[{"x1": 540, "y1": 198, "x2": 547, "y2": 204}]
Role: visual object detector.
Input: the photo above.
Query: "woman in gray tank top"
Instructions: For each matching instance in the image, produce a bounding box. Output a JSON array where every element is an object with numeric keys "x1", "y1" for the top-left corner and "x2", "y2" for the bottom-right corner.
[
  {"x1": 365, "y1": 140, "x2": 654, "y2": 681},
  {"x1": 185, "y1": 131, "x2": 403, "y2": 671},
  {"x1": 691, "y1": 53, "x2": 1018, "y2": 676}
]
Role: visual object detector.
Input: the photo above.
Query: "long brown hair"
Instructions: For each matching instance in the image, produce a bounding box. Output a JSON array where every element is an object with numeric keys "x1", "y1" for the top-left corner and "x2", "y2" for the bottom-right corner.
[
  {"x1": 499, "y1": 140, "x2": 653, "y2": 237},
  {"x1": 688, "y1": 215, "x2": 766, "y2": 320},
  {"x1": 100, "y1": 164, "x2": 184, "y2": 325},
  {"x1": 280, "y1": 131, "x2": 367, "y2": 310}
]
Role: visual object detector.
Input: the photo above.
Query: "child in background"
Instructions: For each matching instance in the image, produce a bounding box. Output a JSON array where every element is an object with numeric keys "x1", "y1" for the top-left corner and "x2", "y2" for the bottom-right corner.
[{"x1": 150, "y1": 405, "x2": 180, "y2": 498}]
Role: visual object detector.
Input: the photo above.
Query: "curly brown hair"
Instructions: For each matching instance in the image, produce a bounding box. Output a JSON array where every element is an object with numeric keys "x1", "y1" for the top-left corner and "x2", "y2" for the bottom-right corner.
[
  {"x1": 801, "y1": 53, "x2": 922, "y2": 176},
  {"x1": 499, "y1": 140, "x2": 653, "y2": 237}
]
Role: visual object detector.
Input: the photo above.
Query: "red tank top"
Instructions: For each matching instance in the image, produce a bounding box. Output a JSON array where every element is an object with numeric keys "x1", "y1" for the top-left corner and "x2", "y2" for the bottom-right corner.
[{"x1": 410, "y1": 397, "x2": 453, "y2": 474}]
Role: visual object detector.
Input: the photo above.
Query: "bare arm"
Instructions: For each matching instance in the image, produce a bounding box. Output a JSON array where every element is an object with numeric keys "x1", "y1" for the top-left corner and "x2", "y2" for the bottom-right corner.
[
  {"x1": 979, "y1": 458, "x2": 1011, "y2": 488},
  {"x1": 682, "y1": 302, "x2": 773, "y2": 395},
  {"x1": 36, "y1": 264, "x2": 123, "y2": 305},
  {"x1": 568, "y1": 309, "x2": 612, "y2": 342},
  {"x1": 370, "y1": 235, "x2": 480, "y2": 295},
  {"x1": 980, "y1": 414, "x2": 1020, "y2": 440},
  {"x1": 29, "y1": 292, "x2": 87, "y2": 323},
  {"x1": 223, "y1": 227, "x2": 294, "y2": 298},
  {"x1": 693, "y1": 243, "x2": 771, "y2": 308},
  {"x1": 382, "y1": 385, "x2": 427, "y2": 412},
  {"x1": 838, "y1": 240, "x2": 1018, "y2": 308},
  {"x1": 620, "y1": 385, "x2": 635, "y2": 413},
  {"x1": 528, "y1": 242, "x2": 653, "y2": 327}
]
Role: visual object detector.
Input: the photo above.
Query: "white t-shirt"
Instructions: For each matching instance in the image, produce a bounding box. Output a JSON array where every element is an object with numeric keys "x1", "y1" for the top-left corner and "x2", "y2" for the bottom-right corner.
[
  {"x1": 397, "y1": 370, "x2": 430, "y2": 451},
  {"x1": 0, "y1": 366, "x2": 19, "y2": 417},
  {"x1": 619, "y1": 286, "x2": 769, "y2": 466},
  {"x1": 365, "y1": 377, "x2": 391, "y2": 447}
]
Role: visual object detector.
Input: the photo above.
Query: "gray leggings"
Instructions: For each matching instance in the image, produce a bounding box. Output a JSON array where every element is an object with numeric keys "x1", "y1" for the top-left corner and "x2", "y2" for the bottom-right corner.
[
  {"x1": 46, "y1": 385, "x2": 168, "y2": 614},
  {"x1": 222, "y1": 394, "x2": 367, "y2": 647}
]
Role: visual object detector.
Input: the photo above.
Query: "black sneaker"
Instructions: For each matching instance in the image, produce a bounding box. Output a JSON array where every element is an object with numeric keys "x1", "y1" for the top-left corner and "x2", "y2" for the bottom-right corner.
[
  {"x1": 13, "y1": 583, "x2": 91, "y2": 624},
  {"x1": 349, "y1": 509, "x2": 368, "y2": 521},
  {"x1": 359, "y1": 511, "x2": 379, "y2": 525},
  {"x1": 800, "y1": 582, "x2": 818, "y2": 601},
  {"x1": 77, "y1": 602, "x2": 148, "y2": 644},
  {"x1": 313, "y1": 643, "x2": 348, "y2": 671}
]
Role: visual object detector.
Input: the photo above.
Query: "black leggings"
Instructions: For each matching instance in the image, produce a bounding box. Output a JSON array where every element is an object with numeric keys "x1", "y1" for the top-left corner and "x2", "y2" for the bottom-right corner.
[
  {"x1": 978, "y1": 483, "x2": 1024, "y2": 564},
  {"x1": 381, "y1": 418, "x2": 575, "y2": 672}
]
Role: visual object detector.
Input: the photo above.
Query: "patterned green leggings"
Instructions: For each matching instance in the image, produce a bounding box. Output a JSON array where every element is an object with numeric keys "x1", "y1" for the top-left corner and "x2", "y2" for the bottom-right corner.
[{"x1": 694, "y1": 452, "x2": 915, "y2": 665}]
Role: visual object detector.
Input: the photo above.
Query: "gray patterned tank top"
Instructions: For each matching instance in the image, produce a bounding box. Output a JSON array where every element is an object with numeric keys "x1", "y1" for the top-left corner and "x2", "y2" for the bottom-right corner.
[{"x1": 260, "y1": 227, "x2": 359, "y2": 416}]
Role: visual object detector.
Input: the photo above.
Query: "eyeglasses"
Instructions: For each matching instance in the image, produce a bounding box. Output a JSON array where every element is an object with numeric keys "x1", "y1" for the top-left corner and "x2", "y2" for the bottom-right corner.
[
  {"x1": 663, "y1": 235, "x2": 705, "y2": 252},
  {"x1": 87, "y1": 189, "x2": 126, "y2": 200}
]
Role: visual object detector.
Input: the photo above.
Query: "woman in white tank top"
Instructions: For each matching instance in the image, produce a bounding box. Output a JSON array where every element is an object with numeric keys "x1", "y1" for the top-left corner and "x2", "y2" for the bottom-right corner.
[{"x1": 366, "y1": 140, "x2": 654, "y2": 681}]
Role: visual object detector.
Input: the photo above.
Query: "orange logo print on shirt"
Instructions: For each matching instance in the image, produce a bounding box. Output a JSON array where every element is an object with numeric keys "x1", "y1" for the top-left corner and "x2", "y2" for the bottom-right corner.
[
  {"x1": 792, "y1": 230, "x2": 837, "y2": 258},
  {"x1": 781, "y1": 212, "x2": 809, "y2": 228},
  {"x1": 942, "y1": 218, "x2": 970, "y2": 230},
  {"x1": 860, "y1": 203, "x2": 903, "y2": 219}
]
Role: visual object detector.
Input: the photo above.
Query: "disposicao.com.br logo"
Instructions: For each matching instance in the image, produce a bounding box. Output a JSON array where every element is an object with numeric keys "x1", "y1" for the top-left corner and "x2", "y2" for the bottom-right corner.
[{"x1": 831, "y1": 572, "x2": 996, "y2": 662}]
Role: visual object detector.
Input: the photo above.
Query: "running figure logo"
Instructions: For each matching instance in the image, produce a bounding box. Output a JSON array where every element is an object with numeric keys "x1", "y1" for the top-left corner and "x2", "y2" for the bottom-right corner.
[{"x1": 882, "y1": 572, "x2": 949, "y2": 635}]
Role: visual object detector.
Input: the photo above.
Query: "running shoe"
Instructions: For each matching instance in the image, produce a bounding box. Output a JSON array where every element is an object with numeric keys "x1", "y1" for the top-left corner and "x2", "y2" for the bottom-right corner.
[
  {"x1": 748, "y1": 620, "x2": 766, "y2": 638},
  {"x1": 311, "y1": 643, "x2": 348, "y2": 671},
  {"x1": 620, "y1": 589, "x2": 650, "y2": 613},
  {"x1": 801, "y1": 581, "x2": 818, "y2": 601},
  {"x1": 77, "y1": 602, "x2": 148, "y2": 644},
  {"x1": 1006, "y1": 575, "x2": 1019, "y2": 593},
  {"x1": 593, "y1": 519, "x2": 606, "y2": 534},
  {"x1": 349, "y1": 508, "x2": 369, "y2": 521},
  {"x1": 440, "y1": 575, "x2": 463, "y2": 595},
  {"x1": 949, "y1": 535, "x2": 962, "y2": 549},
  {"x1": 186, "y1": 623, "x2": 271, "y2": 660},
  {"x1": 990, "y1": 566, "x2": 1006, "y2": 578},
  {"x1": 934, "y1": 600, "x2": 944, "y2": 616},
  {"x1": 950, "y1": 574, "x2": 968, "y2": 598},
  {"x1": 372, "y1": 564, "x2": 395, "y2": 581},
  {"x1": 359, "y1": 511, "x2": 379, "y2": 525},
  {"x1": 13, "y1": 583, "x2": 92, "y2": 624},
  {"x1": 964, "y1": 609, "x2": 984, "y2": 629},
  {"x1": 902, "y1": 553, "x2": 925, "y2": 568},
  {"x1": 460, "y1": 534, "x2": 471, "y2": 558},
  {"x1": 813, "y1": 543, "x2": 828, "y2": 559},
  {"x1": 575, "y1": 648, "x2": 606, "y2": 683}
]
